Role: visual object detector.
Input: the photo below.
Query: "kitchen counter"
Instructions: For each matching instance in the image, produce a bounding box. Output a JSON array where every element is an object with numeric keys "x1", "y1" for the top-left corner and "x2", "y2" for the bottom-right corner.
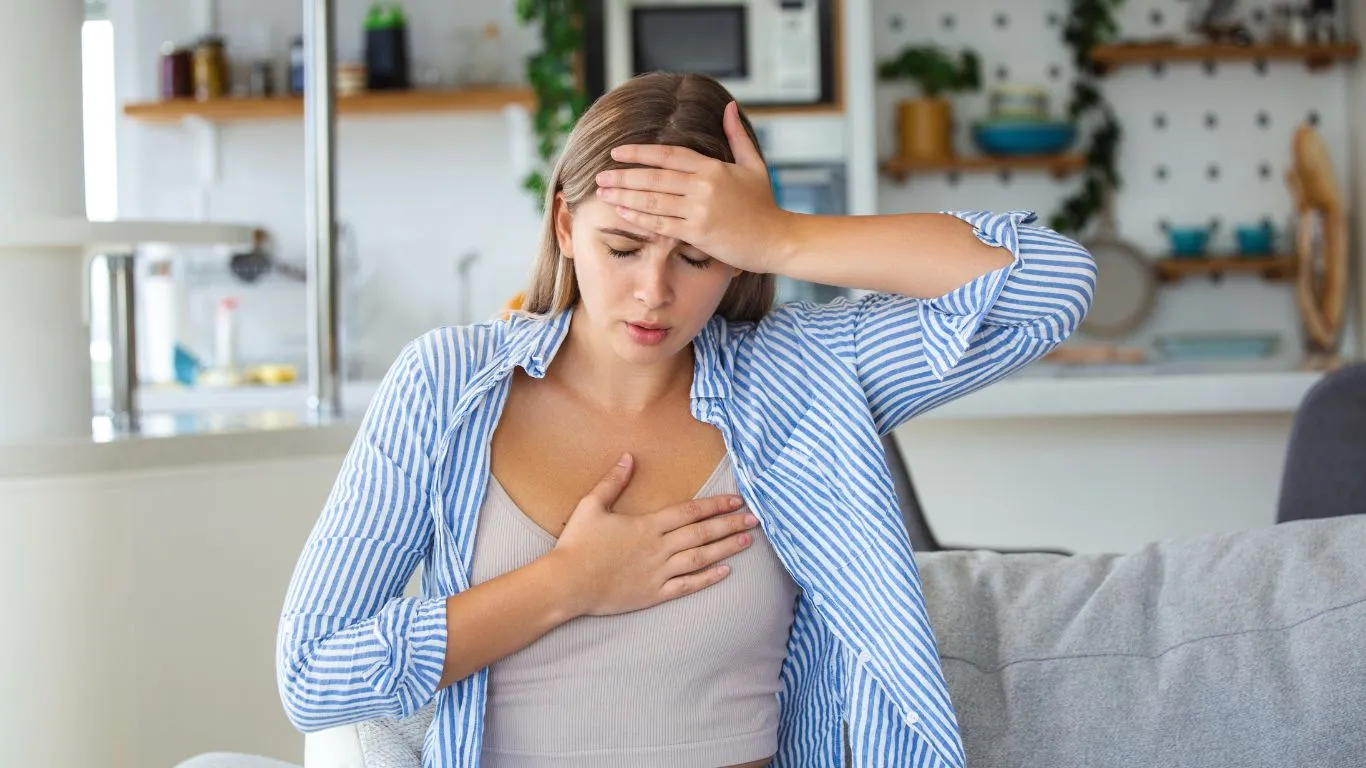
[
  {"x1": 919, "y1": 363, "x2": 1329, "y2": 420},
  {"x1": 0, "y1": 410, "x2": 360, "y2": 480},
  {"x1": 3, "y1": 362, "x2": 1335, "y2": 481}
]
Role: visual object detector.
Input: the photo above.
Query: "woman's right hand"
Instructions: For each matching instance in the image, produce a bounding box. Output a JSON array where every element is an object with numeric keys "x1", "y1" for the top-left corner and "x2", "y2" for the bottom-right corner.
[{"x1": 549, "y1": 453, "x2": 759, "y2": 618}]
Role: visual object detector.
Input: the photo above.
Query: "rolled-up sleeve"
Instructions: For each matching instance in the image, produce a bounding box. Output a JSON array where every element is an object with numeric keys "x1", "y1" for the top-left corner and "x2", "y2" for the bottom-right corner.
[
  {"x1": 777, "y1": 210, "x2": 1096, "y2": 433},
  {"x1": 275, "y1": 339, "x2": 450, "y2": 732}
]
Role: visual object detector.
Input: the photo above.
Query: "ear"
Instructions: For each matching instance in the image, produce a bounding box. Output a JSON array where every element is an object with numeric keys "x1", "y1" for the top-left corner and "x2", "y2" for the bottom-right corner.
[{"x1": 553, "y1": 192, "x2": 575, "y2": 259}]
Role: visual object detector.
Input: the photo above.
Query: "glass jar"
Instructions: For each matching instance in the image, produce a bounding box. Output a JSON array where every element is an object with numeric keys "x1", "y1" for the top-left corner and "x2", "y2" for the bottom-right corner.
[{"x1": 193, "y1": 35, "x2": 229, "y2": 101}]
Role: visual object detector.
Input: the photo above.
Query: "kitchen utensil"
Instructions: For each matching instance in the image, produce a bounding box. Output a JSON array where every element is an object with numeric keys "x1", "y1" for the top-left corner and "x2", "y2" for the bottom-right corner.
[
  {"x1": 972, "y1": 120, "x2": 1076, "y2": 156},
  {"x1": 1079, "y1": 187, "x2": 1158, "y2": 338},
  {"x1": 1154, "y1": 333, "x2": 1280, "y2": 361},
  {"x1": 1285, "y1": 122, "x2": 1348, "y2": 363},
  {"x1": 1162, "y1": 219, "x2": 1219, "y2": 257},
  {"x1": 1235, "y1": 222, "x2": 1276, "y2": 255}
]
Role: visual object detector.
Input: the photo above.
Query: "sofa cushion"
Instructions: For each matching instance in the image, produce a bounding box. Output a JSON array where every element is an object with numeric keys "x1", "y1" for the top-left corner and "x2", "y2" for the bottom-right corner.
[{"x1": 914, "y1": 517, "x2": 1366, "y2": 768}]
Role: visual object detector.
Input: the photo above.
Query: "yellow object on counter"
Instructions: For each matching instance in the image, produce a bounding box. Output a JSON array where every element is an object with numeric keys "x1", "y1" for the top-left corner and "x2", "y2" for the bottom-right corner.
[{"x1": 245, "y1": 364, "x2": 298, "y2": 386}]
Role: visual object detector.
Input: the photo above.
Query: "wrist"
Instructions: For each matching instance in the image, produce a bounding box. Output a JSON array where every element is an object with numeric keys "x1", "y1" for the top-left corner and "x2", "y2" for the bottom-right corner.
[
  {"x1": 764, "y1": 209, "x2": 804, "y2": 276},
  {"x1": 536, "y1": 550, "x2": 590, "y2": 622}
]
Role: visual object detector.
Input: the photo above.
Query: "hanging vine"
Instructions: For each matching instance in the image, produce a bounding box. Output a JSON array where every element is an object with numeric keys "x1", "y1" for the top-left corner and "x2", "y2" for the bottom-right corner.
[
  {"x1": 515, "y1": 0, "x2": 590, "y2": 209},
  {"x1": 1051, "y1": 0, "x2": 1126, "y2": 234}
]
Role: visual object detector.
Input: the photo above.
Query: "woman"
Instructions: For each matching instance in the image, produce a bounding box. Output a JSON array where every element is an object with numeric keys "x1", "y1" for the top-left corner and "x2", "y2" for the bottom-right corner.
[{"x1": 277, "y1": 72, "x2": 1096, "y2": 768}]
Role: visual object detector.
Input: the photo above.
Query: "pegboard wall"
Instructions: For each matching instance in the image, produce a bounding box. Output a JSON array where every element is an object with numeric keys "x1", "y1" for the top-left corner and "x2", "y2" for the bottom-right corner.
[{"x1": 871, "y1": 0, "x2": 1355, "y2": 356}]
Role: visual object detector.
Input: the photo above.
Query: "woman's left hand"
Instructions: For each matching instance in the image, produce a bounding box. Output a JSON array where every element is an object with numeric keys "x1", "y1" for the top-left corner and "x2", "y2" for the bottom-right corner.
[{"x1": 594, "y1": 101, "x2": 791, "y2": 274}]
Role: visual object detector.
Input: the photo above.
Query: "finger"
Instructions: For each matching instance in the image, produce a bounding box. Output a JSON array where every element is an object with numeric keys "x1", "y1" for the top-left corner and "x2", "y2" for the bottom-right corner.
[
  {"x1": 611, "y1": 144, "x2": 707, "y2": 173},
  {"x1": 613, "y1": 206, "x2": 682, "y2": 239},
  {"x1": 658, "y1": 563, "x2": 731, "y2": 601},
  {"x1": 664, "y1": 530, "x2": 753, "y2": 578},
  {"x1": 723, "y1": 101, "x2": 765, "y2": 170},
  {"x1": 656, "y1": 495, "x2": 745, "y2": 533},
  {"x1": 597, "y1": 187, "x2": 686, "y2": 218},
  {"x1": 585, "y1": 453, "x2": 635, "y2": 509},
  {"x1": 663, "y1": 510, "x2": 758, "y2": 553},
  {"x1": 595, "y1": 168, "x2": 693, "y2": 195}
]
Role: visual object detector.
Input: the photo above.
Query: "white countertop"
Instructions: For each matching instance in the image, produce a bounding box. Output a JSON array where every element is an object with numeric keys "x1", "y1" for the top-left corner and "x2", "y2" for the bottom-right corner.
[{"x1": 919, "y1": 362, "x2": 1330, "y2": 420}]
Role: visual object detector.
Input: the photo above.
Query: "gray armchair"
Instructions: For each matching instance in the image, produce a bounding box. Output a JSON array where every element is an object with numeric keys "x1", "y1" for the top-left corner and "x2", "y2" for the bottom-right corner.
[{"x1": 1276, "y1": 362, "x2": 1366, "y2": 524}]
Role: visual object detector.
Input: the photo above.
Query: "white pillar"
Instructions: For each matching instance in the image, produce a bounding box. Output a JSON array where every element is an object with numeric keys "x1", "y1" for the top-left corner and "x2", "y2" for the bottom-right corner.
[{"x1": 0, "y1": 0, "x2": 93, "y2": 443}]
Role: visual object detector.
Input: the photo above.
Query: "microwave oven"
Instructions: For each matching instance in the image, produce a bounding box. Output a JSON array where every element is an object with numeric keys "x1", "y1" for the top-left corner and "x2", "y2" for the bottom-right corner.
[{"x1": 582, "y1": 0, "x2": 836, "y2": 107}]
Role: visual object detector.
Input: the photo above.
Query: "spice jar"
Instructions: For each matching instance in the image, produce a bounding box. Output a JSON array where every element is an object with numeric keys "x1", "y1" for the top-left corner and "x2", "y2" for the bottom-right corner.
[
  {"x1": 192, "y1": 35, "x2": 229, "y2": 100},
  {"x1": 158, "y1": 41, "x2": 193, "y2": 99}
]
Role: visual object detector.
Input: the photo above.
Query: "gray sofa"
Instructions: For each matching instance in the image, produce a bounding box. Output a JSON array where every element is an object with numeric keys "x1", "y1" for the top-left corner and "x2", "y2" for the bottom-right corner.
[
  {"x1": 181, "y1": 516, "x2": 1366, "y2": 767},
  {"x1": 917, "y1": 514, "x2": 1366, "y2": 767}
]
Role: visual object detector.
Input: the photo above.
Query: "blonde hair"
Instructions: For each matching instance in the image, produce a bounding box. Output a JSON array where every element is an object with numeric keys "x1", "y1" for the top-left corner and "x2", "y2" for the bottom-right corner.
[{"x1": 520, "y1": 72, "x2": 775, "y2": 322}]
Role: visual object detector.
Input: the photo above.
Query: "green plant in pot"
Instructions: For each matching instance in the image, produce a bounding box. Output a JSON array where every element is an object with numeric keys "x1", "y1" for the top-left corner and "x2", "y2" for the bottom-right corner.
[{"x1": 877, "y1": 46, "x2": 981, "y2": 161}]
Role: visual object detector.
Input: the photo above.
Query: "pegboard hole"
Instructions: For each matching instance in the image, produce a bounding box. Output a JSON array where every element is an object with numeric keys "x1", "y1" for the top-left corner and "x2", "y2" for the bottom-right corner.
[
  {"x1": 1154, "y1": 113, "x2": 1168, "y2": 130},
  {"x1": 941, "y1": 14, "x2": 956, "y2": 31},
  {"x1": 994, "y1": 12, "x2": 1009, "y2": 29},
  {"x1": 1205, "y1": 112, "x2": 1219, "y2": 130},
  {"x1": 1155, "y1": 165, "x2": 1169, "y2": 182},
  {"x1": 1207, "y1": 164, "x2": 1221, "y2": 181},
  {"x1": 888, "y1": 14, "x2": 903, "y2": 31}
]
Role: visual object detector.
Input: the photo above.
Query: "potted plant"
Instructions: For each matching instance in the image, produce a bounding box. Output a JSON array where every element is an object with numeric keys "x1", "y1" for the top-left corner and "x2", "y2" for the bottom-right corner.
[{"x1": 877, "y1": 46, "x2": 981, "y2": 161}]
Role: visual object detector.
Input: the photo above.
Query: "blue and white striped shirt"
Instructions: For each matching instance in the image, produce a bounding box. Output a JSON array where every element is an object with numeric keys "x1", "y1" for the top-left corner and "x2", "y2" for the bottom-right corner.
[{"x1": 277, "y1": 210, "x2": 1097, "y2": 767}]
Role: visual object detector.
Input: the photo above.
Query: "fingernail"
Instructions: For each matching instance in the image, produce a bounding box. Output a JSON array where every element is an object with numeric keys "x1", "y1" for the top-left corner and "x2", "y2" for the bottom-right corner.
[
  {"x1": 617, "y1": 453, "x2": 631, "y2": 467},
  {"x1": 730, "y1": 496, "x2": 743, "y2": 507},
  {"x1": 744, "y1": 514, "x2": 758, "y2": 526},
  {"x1": 738, "y1": 533, "x2": 752, "y2": 546}
]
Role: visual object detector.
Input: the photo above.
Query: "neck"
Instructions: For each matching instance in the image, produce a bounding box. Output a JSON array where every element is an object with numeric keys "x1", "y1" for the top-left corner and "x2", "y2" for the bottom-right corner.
[{"x1": 550, "y1": 304, "x2": 693, "y2": 415}]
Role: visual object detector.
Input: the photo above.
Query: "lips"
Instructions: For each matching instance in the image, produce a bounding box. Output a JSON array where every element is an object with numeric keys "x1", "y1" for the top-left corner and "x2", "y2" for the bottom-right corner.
[{"x1": 629, "y1": 321, "x2": 670, "y2": 331}]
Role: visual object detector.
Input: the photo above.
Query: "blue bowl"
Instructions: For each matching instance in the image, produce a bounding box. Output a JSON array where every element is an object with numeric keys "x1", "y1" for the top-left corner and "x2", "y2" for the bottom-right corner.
[
  {"x1": 1236, "y1": 225, "x2": 1275, "y2": 255},
  {"x1": 972, "y1": 120, "x2": 1077, "y2": 156},
  {"x1": 1168, "y1": 227, "x2": 1212, "y2": 257}
]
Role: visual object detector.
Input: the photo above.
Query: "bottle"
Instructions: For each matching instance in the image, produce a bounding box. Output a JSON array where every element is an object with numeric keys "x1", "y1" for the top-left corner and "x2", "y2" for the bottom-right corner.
[
  {"x1": 364, "y1": 3, "x2": 410, "y2": 90},
  {"x1": 215, "y1": 297, "x2": 239, "y2": 372},
  {"x1": 289, "y1": 35, "x2": 305, "y2": 95}
]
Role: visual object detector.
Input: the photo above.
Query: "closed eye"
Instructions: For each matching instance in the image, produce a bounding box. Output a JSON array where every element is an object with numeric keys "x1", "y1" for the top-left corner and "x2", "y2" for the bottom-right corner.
[{"x1": 607, "y1": 247, "x2": 711, "y2": 269}]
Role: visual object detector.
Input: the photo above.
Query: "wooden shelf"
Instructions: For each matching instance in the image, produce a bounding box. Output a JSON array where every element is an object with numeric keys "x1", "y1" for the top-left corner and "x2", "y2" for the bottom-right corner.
[
  {"x1": 881, "y1": 153, "x2": 1086, "y2": 182},
  {"x1": 1089, "y1": 41, "x2": 1360, "y2": 72},
  {"x1": 1154, "y1": 255, "x2": 1296, "y2": 283},
  {"x1": 122, "y1": 87, "x2": 535, "y2": 123}
]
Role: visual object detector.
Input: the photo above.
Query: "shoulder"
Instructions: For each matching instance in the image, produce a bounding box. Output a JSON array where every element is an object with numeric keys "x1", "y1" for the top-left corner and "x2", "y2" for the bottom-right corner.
[{"x1": 396, "y1": 313, "x2": 528, "y2": 404}]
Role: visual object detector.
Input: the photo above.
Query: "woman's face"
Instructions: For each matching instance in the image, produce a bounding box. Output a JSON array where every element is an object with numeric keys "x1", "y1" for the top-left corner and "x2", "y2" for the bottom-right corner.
[{"x1": 556, "y1": 194, "x2": 740, "y2": 366}]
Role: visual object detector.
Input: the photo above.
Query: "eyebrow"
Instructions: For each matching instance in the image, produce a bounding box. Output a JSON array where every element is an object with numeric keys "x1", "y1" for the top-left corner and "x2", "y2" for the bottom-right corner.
[{"x1": 597, "y1": 227, "x2": 651, "y2": 242}]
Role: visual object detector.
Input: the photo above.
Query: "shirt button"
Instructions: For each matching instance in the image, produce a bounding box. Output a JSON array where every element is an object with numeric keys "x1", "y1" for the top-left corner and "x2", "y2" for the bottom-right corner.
[
  {"x1": 810, "y1": 592, "x2": 824, "y2": 607},
  {"x1": 857, "y1": 650, "x2": 872, "y2": 665},
  {"x1": 903, "y1": 709, "x2": 920, "y2": 725}
]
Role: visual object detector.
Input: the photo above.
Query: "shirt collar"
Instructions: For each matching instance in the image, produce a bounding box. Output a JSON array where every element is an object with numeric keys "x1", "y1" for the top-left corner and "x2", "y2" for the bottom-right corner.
[{"x1": 504, "y1": 309, "x2": 731, "y2": 400}]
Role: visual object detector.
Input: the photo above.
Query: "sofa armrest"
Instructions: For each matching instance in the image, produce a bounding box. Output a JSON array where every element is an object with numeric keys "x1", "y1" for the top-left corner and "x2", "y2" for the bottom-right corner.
[{"x1": 303, "y1": 724, "x2": 365, "y2": 768}]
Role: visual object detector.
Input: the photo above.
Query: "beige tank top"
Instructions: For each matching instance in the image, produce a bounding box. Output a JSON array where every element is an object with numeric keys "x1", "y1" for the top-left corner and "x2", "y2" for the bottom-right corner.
[{"x1": 470, "y1": 456, "x2": 801, "y2": 767}]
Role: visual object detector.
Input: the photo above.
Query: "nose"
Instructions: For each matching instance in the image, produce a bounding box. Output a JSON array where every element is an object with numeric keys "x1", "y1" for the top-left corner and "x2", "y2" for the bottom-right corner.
[{"x1": 633, "y1": 255, "x2": 674, "y2": 310}]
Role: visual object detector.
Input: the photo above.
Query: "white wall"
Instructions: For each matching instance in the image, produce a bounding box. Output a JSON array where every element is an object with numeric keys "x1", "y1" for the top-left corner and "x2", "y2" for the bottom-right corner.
[{"x1": 114, "y1": 0, "x2": 543, "y2": 379}]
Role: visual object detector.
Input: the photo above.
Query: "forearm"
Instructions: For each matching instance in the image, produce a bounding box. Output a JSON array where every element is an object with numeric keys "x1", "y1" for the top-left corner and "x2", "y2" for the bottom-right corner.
[
  {"x1": 771, "y1": 212, "x2": 1013, "y2": 299},
  {"x1": 437, "y1": 551, "x2": 584, "y2": 688}
]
